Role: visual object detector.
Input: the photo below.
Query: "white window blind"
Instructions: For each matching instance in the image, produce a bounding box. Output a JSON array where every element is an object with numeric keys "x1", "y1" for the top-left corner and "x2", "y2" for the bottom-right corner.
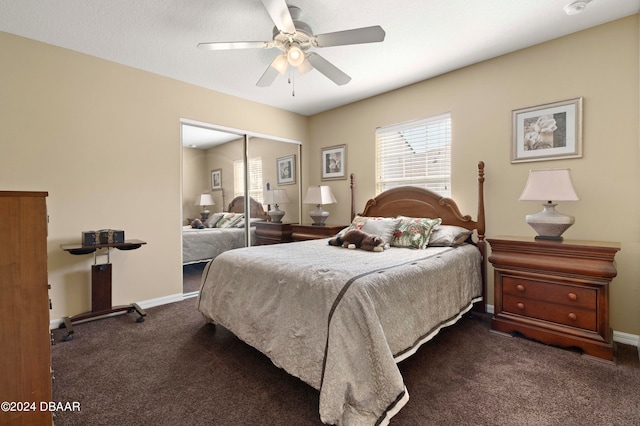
[
  {"x1": 233, "y1": 157, "x2": 264, "y2": 203},
  {"x1": 375, "y1": 113, "x2": 451, "y2": 197}
]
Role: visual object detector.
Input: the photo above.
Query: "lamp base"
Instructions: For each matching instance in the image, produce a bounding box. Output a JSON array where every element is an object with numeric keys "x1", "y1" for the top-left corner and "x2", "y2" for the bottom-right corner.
[
  {"x1": 526, "y1": 202, "x2": 574, "y2": 240},
  {"x1": 309, "y1": 205, "x2": 329, "y2": 226},
  {"x1": 200, "y1": 209, "x2": 210, "y2": 220},
  {"x1": 268, "y1": 205, "x2": 285, "y2": 224}
]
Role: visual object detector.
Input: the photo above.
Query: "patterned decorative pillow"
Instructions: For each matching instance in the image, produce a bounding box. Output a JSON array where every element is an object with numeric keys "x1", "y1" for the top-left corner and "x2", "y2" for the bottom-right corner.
[
  {"x1": 391, "y1": 217, "x2": 442, "y2": 249},
  {"x1": 215, "y1": 213, "x2": 244, "y2": 228},
  {"x1": 428, "y1": 225, "x2": 473, "y2": 247},
  {"x1": 204, "y1": 212, "x2": 224, "y2": 228},
  {"x1": 345, "y1": 215, "x2": 401, "y2": 244}
]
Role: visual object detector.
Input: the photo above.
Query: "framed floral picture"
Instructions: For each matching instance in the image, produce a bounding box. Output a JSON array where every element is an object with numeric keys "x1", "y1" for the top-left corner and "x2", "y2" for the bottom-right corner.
[
  {"x1": 321, "y1": 144, "x2": 347, "y2": 180},
  {"x1": 211, "y1": 169, "x2": 222, "y2": 190},
  {"x1": 276, "y1": 155, "x2": 295, "y2": 185},
  {"x1": 511, "y1": 97, "x2": 583, "y2": 163}
]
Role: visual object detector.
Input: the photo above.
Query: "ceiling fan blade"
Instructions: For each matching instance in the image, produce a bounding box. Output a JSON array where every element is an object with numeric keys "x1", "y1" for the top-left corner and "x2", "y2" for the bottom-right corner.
[
  {"x1": 261, "y1": 0, "x2": 296, "y2": 34},
  {"x1": 307, "y1": 53, "x2": 351, "y2": 86},
  {"x1": 314, "y1": 25, "x2": 386, "y2": 48},
  {"x1": 197, "y1": 41, "x2": 273, "y2": 51},
  {"x1": 256, "y1": 61, "x2": 281, "y2": 87}
]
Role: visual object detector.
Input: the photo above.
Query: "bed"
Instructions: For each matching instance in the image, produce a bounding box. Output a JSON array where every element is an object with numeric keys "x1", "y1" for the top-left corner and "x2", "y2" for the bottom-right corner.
[
  {"x1": 182, "y1": 196, "x2": 269, "y2": 264},
  {"x1": 197, "y1": 162, "x2": 487, "y2": 425}
]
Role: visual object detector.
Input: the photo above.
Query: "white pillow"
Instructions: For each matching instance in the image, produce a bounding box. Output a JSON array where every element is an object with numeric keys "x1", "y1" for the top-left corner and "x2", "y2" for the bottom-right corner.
[
  {"x1": 428, "y1": 225, "x2": 473, "y2": 247},
  {"x1": 345, "y1": 215, "x2": 401, "y2": 244}
]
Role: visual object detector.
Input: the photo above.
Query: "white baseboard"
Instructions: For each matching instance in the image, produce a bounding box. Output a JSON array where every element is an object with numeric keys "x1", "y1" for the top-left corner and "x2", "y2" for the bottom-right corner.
[
  {"x1": 484, "y1": 304, "x2": 639, "y2": 348},
  {"x1": 49, "y1": 292, "x2": 184, "y2": 330}
]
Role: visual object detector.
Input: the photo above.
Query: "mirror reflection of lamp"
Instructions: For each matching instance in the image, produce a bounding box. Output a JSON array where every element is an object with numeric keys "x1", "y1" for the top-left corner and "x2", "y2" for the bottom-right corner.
[
  {"x1": 194, "y1": 193, "x2": 215, "y2": 220},
  {"x1": 303, "y1": 186, "x2": 337, "y2": 226},
  {"x1": 264, "y1": 189, "x2": 290, "y2": 223}
]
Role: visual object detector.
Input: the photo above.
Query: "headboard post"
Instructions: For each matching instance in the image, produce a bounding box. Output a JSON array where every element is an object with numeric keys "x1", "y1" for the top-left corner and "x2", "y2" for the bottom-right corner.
[
  {"x1": 475, "y1": 161, "x2": 487, "y2": 314},
  {"x1": 476, "y1": 161, "x2": 486, "y2": 241},
  {"x1": 350, "y1": 173, "x2": 356, "y2": 222}
]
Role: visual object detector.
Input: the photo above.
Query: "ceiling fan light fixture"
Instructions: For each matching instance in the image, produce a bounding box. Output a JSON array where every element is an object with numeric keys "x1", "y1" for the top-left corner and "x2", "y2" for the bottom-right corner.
[
  {"x1": 287, "y1": 43, "x2": 305, "y2": 67},
  {"x1": 297, "y1": 58, "x2": 312, "y2": 75},
  {"x1": 272, "y1": 54, "x2": 289, "y2": 74}
]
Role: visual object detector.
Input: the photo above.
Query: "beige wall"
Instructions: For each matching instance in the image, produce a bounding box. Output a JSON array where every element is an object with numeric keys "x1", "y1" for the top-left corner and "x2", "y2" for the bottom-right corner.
[
  {"x1": 0, "y1": 31, "x2": 308, "y2": 321},
  {"x1": 1, "y1": 15, "x2": 638, "y2": 336},
  {"x1": 182, "y1": 147, "x2": 208, "y2": 223},
  {"x1": 309, "y1": 16, "x2": 640, "y2": 335}
]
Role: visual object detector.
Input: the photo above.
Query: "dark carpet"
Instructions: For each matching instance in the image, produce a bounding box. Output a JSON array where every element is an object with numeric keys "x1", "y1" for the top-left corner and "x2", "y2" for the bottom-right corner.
[{"x1": 50, "y1": 293, "x2": 640, "y2": 425}]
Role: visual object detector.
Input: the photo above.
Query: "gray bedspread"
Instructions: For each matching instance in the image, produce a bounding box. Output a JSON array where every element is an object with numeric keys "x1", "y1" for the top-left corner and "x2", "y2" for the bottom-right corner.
[
  {"x1": 197, "y1": 239, "x2": 482, "y2": 425},
  {"x1": 182, "y1": 226, "x2": 252, "y2": 264}
]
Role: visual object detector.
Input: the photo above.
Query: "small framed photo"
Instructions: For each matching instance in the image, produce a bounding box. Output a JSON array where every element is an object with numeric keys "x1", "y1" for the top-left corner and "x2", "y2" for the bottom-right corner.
[
  {"x1": 512, "y1": 97, "x2": 583, "y2": 163},
  {"x1": 321, "y1": 144, "x2": 347, "y2": 180},
  {"x1": 276, "y1": 155, "x2": 296, "y2": 185},
  {"x1": 211, "y1": 169, "x2": 222, "y2": 190}
]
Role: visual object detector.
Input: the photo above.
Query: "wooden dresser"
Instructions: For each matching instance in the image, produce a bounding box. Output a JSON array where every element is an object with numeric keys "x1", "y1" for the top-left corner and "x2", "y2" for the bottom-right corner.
[
  {"x1": 488, "y1": 236, "x2": 620, "y2": 361},
  {"x1": 0, "y1": 191, "x2": 52, "y2": 424}
]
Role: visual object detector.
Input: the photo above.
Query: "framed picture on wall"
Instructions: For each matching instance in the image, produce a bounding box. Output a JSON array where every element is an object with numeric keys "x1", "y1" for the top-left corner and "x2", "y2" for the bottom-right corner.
[
  {"x1": 211, "y1": 169, "x2": 222, "y2": 190},
  {"x1": 321, "y1": 144, "x2": 347, "y2": 180},
  {"x1": 512, "y1": 97, "x2": 583, "y2": 163},
  {"x1": 276, "y1": 155, "x2": 296, "y2": 185}
]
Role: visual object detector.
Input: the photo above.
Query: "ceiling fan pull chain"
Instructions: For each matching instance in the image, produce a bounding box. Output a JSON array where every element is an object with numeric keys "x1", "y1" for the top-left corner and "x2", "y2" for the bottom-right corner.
[{"x1": 289, "y1": 69, "x2": 295, "y2": 97}]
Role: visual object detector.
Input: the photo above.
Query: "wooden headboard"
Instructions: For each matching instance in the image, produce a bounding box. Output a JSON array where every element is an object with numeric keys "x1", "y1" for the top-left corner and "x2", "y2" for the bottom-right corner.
[
  {"x1": 357, "y1": 161, "x2": 487, "y2": 312},
  {"x1": 227, "y1": 196, "x2": 269, "y2": 221},
  {"x1": 357, "y1": 161, "x2": 485, "y2": 242}
]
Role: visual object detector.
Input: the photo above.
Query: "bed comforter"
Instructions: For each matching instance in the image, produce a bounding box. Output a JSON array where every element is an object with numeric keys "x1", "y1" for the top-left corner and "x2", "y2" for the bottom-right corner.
[
  {"x1": 182, "y1": 226, "x2": 252, "y2": 264},
  {"x1": 197, "y1": 238, "x2": 482, "y2": 425}
]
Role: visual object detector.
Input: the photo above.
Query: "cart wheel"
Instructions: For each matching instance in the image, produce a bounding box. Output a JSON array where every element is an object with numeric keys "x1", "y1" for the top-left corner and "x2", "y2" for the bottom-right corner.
[
  {"x1": 136, "y1": 316, "x2": 145, "y2": 323},
  {"x1": 63, "y1": 333, "x2": 73, "y2": 342}
]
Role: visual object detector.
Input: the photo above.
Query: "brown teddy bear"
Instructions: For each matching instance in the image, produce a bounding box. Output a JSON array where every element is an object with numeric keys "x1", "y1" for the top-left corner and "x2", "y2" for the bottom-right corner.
[{"x1": 328, "y1": 229, "x2": 386, "y2": 252}]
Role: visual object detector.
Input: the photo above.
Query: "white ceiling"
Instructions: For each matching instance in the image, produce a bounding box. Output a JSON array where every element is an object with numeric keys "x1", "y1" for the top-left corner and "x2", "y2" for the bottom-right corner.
[{"x1": 1, "y1": 0, "x2": 638, "y2": 123}]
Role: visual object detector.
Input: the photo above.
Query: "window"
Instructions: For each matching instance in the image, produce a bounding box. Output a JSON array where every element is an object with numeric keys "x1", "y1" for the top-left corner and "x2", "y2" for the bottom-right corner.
[
  {"x1": 375, "y1": 113, "x2": 451, "y2": 197},
  {"x1": 233, "y1": 157, "x2": 264, "y2": 203}
]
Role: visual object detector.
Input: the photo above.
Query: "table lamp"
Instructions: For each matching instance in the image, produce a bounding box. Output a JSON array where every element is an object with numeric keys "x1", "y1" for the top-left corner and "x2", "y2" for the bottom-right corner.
[
  {"x1": 264, "y1": 189, "x2": 290, "y2": 223},
  {"x1": 303, "y1": 186, "x2": 337, "y2": 226},
  {"x1": 194, "y1": 193, "x2": 215, "y2": 220},
  {"x1": 519, "y1": 168, "x2": 579, "y2": 241}
]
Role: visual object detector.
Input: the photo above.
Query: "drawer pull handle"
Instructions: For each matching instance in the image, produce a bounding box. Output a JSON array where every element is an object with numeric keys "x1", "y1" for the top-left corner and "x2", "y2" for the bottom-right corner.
[
  {"x1": 516, "y1": 284, "x2": 525, "y2": 293},
  {"x1": 567, "y1": 292, "x2": 578, "y2": 301},
  {"x1": 568, "y1": 312, "x2": 578, "y2": 321},
  {"x1": 516, "y1": 302, "x2": 525, "y2": 310}
]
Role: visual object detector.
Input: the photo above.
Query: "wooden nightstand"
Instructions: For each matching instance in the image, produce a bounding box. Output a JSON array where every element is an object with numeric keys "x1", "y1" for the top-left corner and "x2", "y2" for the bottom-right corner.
[
  {"x1": 254, "y1": 222, "x2": 294, "y2": 245},
  {"x1": 488, "y1": 236, "x2": 620, "y2": 361},
  {"x1": 291, "y1": 224, "x2": 346, "y2": 242}
]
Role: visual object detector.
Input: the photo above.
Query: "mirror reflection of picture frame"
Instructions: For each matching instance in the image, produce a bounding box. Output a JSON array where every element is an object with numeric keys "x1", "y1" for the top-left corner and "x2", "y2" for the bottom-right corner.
[
  {"x1": 211, "y1": 169, "x2": 222, "y2": 190},
  {"x1": 321, "y1": 144, "x2": 347, "y2": 180},
  {"x1": 512, "y1": 97, "x2": 583, "y2": 163},
  {"x1": 276, "y1": 155, "x2": 296, "y2": 185}
]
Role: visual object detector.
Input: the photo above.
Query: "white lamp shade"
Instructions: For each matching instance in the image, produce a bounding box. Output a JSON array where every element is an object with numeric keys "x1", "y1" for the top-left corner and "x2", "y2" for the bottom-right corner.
[
  {"x1": 264, "y1": 189, "x2": 290, "y2": 205},
  {"x1": 195, "y1": 193, "x2": 215, "y2": 206},
  {"x1": 519, "y1": 169, "x2": 579, "y2": 202},
  {"x1": 303, "y1": 186, "x2": 337, "y2": 205}
]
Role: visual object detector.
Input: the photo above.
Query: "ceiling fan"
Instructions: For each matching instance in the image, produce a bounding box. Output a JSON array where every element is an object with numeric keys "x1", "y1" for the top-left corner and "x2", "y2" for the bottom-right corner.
[{"x1": 197, "y1": 0, "x2": 386, "y2": 87}]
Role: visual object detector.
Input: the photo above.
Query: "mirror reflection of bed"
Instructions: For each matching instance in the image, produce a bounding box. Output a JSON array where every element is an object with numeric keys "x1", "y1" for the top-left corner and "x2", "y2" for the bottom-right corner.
[
  {"x1": 181, "y1": 122, "x2": 301, "y2": 295},
  {"x1": 182, "y1": 196, "x2": 270, "y2": 293}
]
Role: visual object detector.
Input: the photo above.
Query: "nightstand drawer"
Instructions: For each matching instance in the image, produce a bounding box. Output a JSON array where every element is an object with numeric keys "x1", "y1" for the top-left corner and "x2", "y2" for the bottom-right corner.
[
  {"x1": 503, "y1": 276, "x2": 596, "y2": 310},
  {"x1": 503, "y1": 294, "x2": 597, "y2": 331}
]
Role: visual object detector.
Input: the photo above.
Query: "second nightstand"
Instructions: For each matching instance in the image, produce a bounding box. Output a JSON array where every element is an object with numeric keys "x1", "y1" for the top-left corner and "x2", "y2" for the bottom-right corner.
[
  {"x1": 254, "y1": 222, "x2": 294, "y2": 245},
  {"x1": 488, "y1": 236, "x2": 620, "y2": 361},
  {"x1": 291, "y1": 224, "x2": 346, "y2": 242}
]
